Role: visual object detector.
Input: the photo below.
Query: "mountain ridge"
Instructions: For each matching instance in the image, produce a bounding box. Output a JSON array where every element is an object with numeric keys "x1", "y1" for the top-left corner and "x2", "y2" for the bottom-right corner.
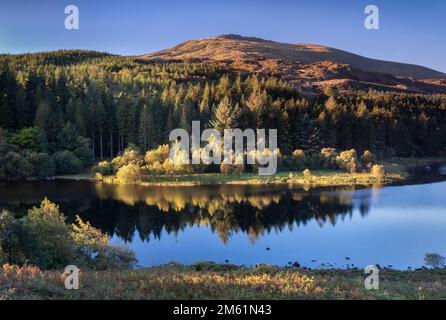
[
  {"x1": 141, "y1": 34, "x2": 446, "y2": 94},
  {"x1": 142, "y1": 34, "x2": 446, "y2": 80}
]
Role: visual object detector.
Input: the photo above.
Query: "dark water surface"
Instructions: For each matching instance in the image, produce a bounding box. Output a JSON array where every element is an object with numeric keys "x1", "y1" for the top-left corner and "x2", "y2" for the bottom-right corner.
[{"x1": 1, "y1": 167, "x2": 446, "y2": 269}]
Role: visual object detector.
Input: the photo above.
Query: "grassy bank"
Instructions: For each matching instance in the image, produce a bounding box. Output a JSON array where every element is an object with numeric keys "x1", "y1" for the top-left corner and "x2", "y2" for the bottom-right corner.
[
  {"x1": 1, "y1": 263, "x2": 445, "y2": 300},
  {"x1": 91, "y1": 156, "x2": 445, "y2": 187}
]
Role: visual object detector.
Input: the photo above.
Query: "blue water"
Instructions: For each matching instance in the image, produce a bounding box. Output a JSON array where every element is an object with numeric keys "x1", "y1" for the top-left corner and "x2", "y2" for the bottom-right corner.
[
  {"x1": 1, "y1": 172, "x2": 446, "y2": 270},
  {"x1": 111, "y1": 182, "x2": 446, "y2": 269}
]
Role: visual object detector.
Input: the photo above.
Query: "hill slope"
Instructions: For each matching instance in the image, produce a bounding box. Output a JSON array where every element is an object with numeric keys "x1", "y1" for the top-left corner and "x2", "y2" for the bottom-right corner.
[
  {"x1": 142, "y1": 34, "x2": 445, "y2": 79},
  {"x1": 142, "y1": 35, "x2": 446, "y2": 93}
]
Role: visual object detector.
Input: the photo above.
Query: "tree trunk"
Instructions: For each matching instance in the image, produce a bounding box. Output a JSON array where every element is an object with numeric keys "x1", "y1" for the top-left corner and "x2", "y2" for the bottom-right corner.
[
  {"x1": 100, "y1": 129, "x2": 103, "y2": 160},
  {"x1": 91, "y1": 130, "x2": 95, "y2": 161},
  {"x1": 110, "y1": 130, "x2": 113, "y2": 158}
]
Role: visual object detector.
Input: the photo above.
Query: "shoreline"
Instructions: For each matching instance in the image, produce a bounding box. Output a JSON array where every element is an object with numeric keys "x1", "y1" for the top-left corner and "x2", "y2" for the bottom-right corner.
[{"x1": 53, "y1": 157, "x2": 446, "y2": 188}]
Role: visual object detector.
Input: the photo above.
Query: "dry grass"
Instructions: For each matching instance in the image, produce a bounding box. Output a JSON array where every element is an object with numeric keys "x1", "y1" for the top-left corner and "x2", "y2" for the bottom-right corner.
[{"x1": 1, "y1": 263, "x2": 446, "y2": 300}]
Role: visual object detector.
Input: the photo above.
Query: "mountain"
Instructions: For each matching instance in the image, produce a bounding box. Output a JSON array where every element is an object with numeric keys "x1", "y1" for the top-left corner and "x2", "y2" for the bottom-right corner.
[{"x1": 141, "y1": 34, "x2": 446, "y2": 93}]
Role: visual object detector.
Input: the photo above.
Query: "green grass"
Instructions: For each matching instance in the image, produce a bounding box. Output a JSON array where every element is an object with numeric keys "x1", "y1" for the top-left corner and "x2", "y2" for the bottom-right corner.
[
  {"x1": 99, "y1": 169, "x2": 402, "y2": 187},
  {"x1": 1, "y1": 263, "x2": 445, "y2": 300},
  {"x1": 381, "y1": 157, "x2": 446, "y2": 176},
  {"x1": 97, "y1": 156, "x2": 446, "y2": 187}
]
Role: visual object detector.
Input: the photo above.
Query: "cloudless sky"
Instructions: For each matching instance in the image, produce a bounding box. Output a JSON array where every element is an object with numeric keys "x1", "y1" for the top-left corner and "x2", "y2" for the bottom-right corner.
[{"x1": 0, "y1": 0, "x2": 445, "y2": 72}]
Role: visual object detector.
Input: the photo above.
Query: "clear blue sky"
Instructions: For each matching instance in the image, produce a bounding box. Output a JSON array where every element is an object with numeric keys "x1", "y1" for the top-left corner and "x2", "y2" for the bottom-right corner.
[{"x1": 1, "y1": 0, "x2": 445, "y2": 72}]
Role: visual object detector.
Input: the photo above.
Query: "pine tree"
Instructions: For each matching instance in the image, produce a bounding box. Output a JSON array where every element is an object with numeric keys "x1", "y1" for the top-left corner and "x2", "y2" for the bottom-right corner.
[
  {"x1": 211, "y1": 96, "x2": 243, "y2": 133},
  {"x1": 0, "y1": 61, "x2": 17, "y2": 130},
  {"x1": 295, "y1": 114, "x2": 321, "y2": 154},
  {"x1": 245, "y1": 90, "x2": 270, "y2": 128},
  {"x1": 199, "y1": 83, "x2": 212, "y2": 126},
  {"x1": 138, "y1": 104, "x2": 156, "y2": 152},
  {"x1": 34, "y1": 99, "x2": 63, "y2": 149}
]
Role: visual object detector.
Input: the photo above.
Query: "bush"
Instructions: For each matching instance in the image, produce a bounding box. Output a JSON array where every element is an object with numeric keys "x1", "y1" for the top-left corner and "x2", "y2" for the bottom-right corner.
[
  {"x1": 52, "y1": 151, "x2": 83, "y2": 174},
  {"x1": 93, "y1": 161, "x2": 115, "y2": 176},
  {"x1": 0, "y1": 199, "x2": 135, "y2": 270},
  {"x1": 303, "y1": 169, "x2": 312, "y2": 178},
  {"x1": 112, "y1": 148, "x2": 143, "y2": 169},
  {"x1": 26, "y1": 152, "x2": 55, "y2": 179},
  {"x1": 424, "y1": 253, "x2": 446, "y2": 269},
  {"x1": 56, "y1": 123, "x2": 92, "y2": 167},
  {"x1": 336, "y1": 149, "x2": 359, "y2": 173},
  {"x1": 73, "y1": 136, "x2": 93, "y2": 167},
  {"x1": 146, "y1": 162, "x2": 165, "y2": 175},
  {"x1": 0, "y1": 151, "x2": 56, "y2": 180},
  {"x1": 0, "y1": 152, "x2": 33, "y2": 180},
  {"x1": 371, "y1": 164, "x2": 386, "y2": 180},
  {"x1": 71, "y1": 216, "x2": 135, "y2": 270},
  {"x1": 116, "y1": 164, "x2": 142, "y2": 184},
  {"x1": 291, "y1": 149, "x2": 305, "y2": 170},
  {"x1": 220, "y1": 163, "x2": 245, "y2": 175},
  {"x1": 162, "y1": 158, "x2": 175, "y2": 175},
  {"x1": 360, "y1": 150, "x2": 376, "y2": 170},
  {"x1": 10, "y1": 127, "x2": 48, "y2": 152},
  {"x1": 21, "y1": 199, "x2": 75, "y2": 269},
  {"x1": 144, "y1": 145, "x2": 170, "y2": 165},
  {"x1": 320, "y1": 148, "x2": 339, "y2": 169},
  {"x1": 0, "y1": 210, "x2": 29, "y2": 265}
]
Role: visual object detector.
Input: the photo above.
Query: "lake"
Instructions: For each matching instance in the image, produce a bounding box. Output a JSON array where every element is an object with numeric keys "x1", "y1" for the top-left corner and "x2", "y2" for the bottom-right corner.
[{"x1": 1, "y1": 166, "x2": 446, "y2": 270}]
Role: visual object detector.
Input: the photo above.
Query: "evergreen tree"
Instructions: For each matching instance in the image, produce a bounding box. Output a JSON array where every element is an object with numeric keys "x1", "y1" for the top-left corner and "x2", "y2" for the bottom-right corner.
[
  {"x1": 295, "y1": 114, "x2": 321, "y2": 154},
  {"x1": 211, "y1": 96, "x2": 244, "y2": 133},
  {"x1": 138, "y1": 105, "x2": 156, "y2": 151}
]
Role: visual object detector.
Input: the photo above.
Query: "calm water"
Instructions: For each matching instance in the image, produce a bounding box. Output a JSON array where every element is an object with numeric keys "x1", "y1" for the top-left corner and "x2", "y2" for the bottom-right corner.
[{"x1": 1, "y1": 167, "x2": 446, "y2": 270}]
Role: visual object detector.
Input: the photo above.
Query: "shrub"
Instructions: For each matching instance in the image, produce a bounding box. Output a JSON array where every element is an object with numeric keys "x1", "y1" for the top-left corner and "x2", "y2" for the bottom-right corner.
[
  {"x1": 0, "y1": 199, "x2": 135, "y2": 270},
  {"x1": 21, "y1": 199, "x2": 75, "y2": 269},
  {"x1": 71, "y1": 216, "x2": 135, "y2": 270},
  {"x1": 291, "y1": 149, "x2": 305, "y2": 161},
  {"x1": 320, "y1": 148, "x2": 339, "y2": 169},
  {"x1": 112, "y1": 148, "x2": 143, "y2": 169},
  {"x1": 56, "y1": 123, "x2": 92, "y2": 167},
  {"x1": 10, "y1": 127, "x2": 47, "y2": 152},
  {"x1": 424, "y1": 253, "x2": 446, "y2": 269},
  {"x1": 371, "y1": 164, "x2": 386, "y2": 180},
  {"x1": 93, "y1": 161, "x2": 115, "y2": 176},
  {"x1": 116, "y1": 164, "x2": 142, "y2": 184},
  {"x1": 0, "y1": 152, "x2": 33, "y2": 180},
  {"x1": 303, "y1": 169, "x2": 312, "y2": 178},
  {"x1": 336, "y1": 149, "x2": 359, "y2": 173},
  {"x1": 26, "y1": 152, "x2": 55, "y2": 179},
  {"x1": 360, "y1": 150, "x2": 376, "y2": 170},
  {"x1": 162, "y1": 158, "x2": 175, "y2": 175},
  {"x1": 73, "y1": 136, "x2": 94, "y2": 167},
  {"x1": 52, "y1": 151, "x2": 83, "y2": 174},
  {"x1": 0, "y1": 210, "x2": 29, "y2": 265},
  {"x1": 220, "y1": 163, "x2": 245, "y2": 175},
  {"x1": 146, "y1": 161, "x2": 165, "y2": 175},
  {"x1": 144, "y1": 145, "x2": 170, "y2": 165}
]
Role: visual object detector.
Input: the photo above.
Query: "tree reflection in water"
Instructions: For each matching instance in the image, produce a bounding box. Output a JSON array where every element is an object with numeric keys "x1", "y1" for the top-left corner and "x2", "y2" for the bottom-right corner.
[
  {"x1": 0, "y1": 181, "x2": 372, "y2": 245},
  {"x1": 82, "y1": 184, "x2": 371, "y2": 244}
]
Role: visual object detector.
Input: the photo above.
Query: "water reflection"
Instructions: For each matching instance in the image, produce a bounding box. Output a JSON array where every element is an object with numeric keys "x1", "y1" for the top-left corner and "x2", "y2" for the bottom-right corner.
[
  {"x1": 1, "y1": 176, "x2": 445, "y2": 268},
  {"x1": 87, "y1": 184, "x2": 369, "y2": 244},
  {"x1": 0, "y1": 181, "x2": 371, "y2": 245},
  {"x1": 0, "y1": 182, "x2": 370, "y2": 245}
]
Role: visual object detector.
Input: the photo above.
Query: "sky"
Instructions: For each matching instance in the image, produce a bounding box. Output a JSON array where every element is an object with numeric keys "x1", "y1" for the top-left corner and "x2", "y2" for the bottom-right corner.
[{"x1": 0, "y1": 0, "x2": 445, "y2": 72}]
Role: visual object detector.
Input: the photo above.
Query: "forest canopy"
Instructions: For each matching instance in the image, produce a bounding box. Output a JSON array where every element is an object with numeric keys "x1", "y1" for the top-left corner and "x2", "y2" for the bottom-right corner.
[{"x1": 1, "y1": 50, "x2": 446, "y2": 180}]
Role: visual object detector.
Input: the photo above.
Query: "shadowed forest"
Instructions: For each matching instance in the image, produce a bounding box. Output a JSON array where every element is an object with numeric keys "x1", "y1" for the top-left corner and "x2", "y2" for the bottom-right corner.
[{"x1": 1, "y1": 51, "x2": 446, "y2": 180}]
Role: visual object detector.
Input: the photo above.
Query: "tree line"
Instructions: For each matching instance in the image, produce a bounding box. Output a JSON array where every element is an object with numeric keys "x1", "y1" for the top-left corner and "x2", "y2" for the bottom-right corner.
[{"x1": 1, "y1": 50, "x2": 446, "y2": 179}]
